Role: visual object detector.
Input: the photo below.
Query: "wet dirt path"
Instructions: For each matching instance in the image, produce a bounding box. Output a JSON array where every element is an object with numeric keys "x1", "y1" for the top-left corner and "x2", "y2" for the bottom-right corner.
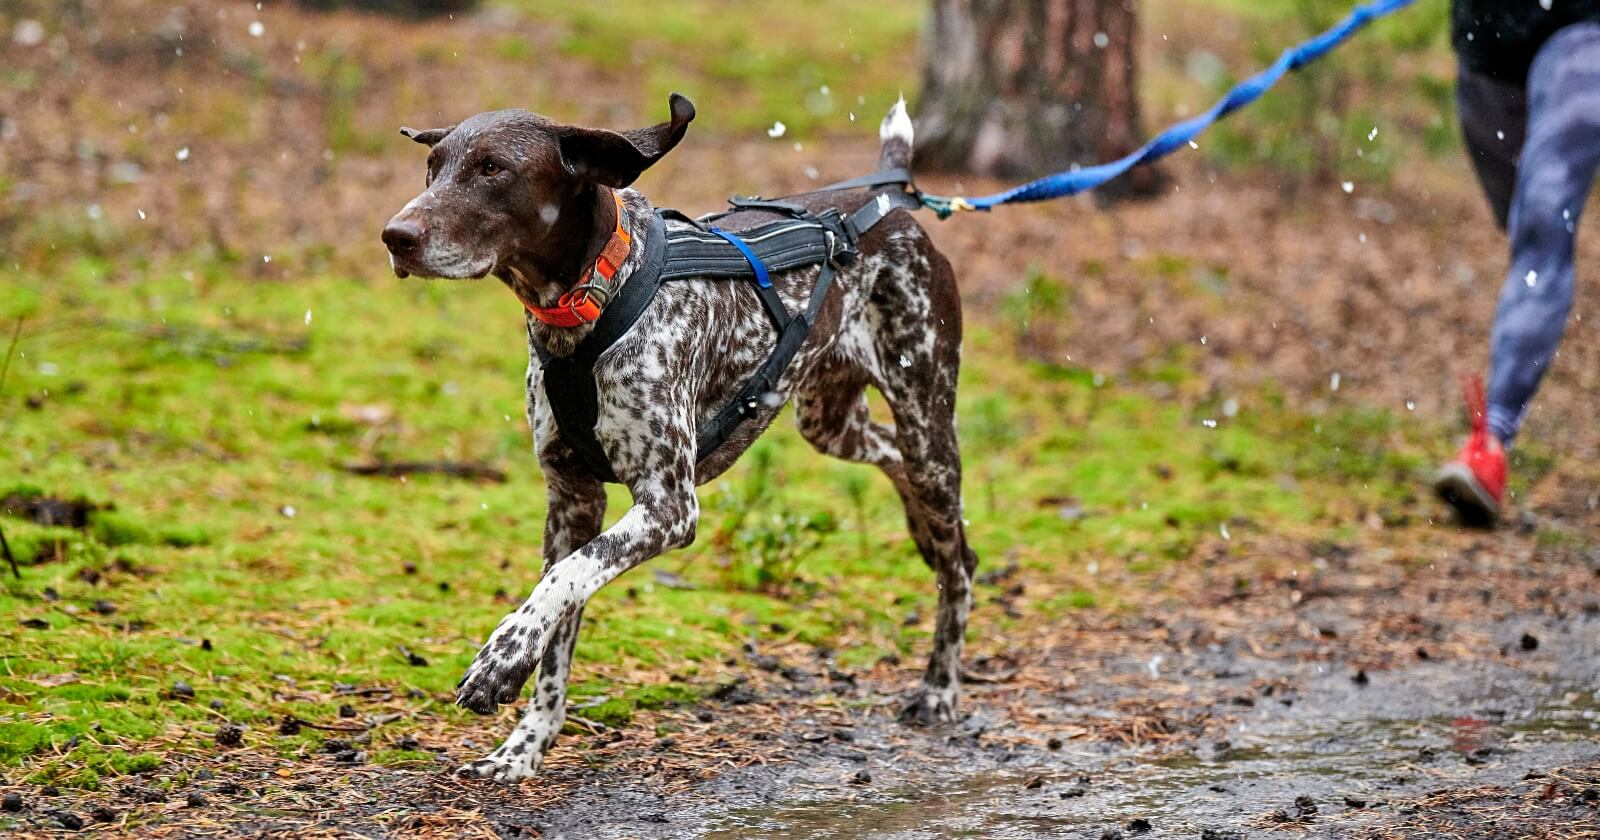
[
  {"x1": 504, "y1": 524, "x2": 1600, "y2": 839},
  {"x1": 535, "y1": 618, "x2": 1600, "y2": 840}
]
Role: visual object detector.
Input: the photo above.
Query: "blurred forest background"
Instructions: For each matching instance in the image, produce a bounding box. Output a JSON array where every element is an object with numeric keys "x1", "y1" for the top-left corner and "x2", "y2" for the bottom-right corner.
[{"x1": 2, "y1": 0, "x2": 1599, "y2": 832}]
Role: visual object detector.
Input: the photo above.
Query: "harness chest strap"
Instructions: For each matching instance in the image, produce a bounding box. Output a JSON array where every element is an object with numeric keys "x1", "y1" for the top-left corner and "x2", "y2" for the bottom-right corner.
[{"x1": 521, "y1": 190, "x2": 632, "y2": 328}]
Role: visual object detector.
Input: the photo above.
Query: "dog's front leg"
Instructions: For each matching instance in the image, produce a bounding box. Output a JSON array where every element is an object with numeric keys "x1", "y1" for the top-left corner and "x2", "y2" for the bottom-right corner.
[
  {"x1": 458, "y1": 471, "x2": 606, "y2": 783},
  {"x1": 455, "y1": 473, "x2": 698, "y2": 731}
]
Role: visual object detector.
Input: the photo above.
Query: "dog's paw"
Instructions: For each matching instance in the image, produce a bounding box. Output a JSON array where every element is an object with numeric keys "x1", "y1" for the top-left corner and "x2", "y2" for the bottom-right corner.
[
  {"x1": 897, "y1": 685, "x2": 957, "y2": 726},
  {"x1": 456, "y1": 753, "x2": 537, "y2": 784},
  {"x1": 455, "y1": 648, "x2": 537, "y2": 715}
]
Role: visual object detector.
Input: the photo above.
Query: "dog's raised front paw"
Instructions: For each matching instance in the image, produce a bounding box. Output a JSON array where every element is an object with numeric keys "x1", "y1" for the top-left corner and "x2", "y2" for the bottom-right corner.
[
  {"x1": 897, "y1": 685, "x2": 957, "y2": 726},
  {"x1": 455, "y1": 647, "x2": 537, "y2": 715},
  {"x1": 456, "y1": 753, "x2": 537, "y2": 784}
]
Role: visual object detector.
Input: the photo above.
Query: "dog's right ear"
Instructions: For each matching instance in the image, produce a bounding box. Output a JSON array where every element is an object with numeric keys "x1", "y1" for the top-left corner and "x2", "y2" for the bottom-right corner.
[
  {"x1": 399, "y1": 125, "x2": 456, "y2": 147},
  {"x1": 556, "y1": 93, "x2": 696, "y2": 188}
]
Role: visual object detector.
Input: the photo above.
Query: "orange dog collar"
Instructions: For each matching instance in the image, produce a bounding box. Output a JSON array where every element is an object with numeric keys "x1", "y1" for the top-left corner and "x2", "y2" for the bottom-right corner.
[{"x1": 525, "y1": 191, "x2": 632, "y2": 328}]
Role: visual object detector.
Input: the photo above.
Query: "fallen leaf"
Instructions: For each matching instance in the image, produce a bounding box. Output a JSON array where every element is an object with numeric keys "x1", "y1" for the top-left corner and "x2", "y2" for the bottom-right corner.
[{"x1": 338, "y1": 403, "x2": 394, "y2": 426}]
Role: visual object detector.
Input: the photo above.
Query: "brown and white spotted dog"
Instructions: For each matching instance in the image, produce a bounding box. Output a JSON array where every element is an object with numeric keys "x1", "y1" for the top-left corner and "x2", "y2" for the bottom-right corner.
[{"x1": 382, "y1": 94, "x2": 978, "y2": 783}]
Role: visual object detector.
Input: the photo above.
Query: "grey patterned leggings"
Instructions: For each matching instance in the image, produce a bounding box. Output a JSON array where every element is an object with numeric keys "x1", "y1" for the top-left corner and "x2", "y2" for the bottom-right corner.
[{"x1": 1456, "y1": 23, "x2": 1600, "y2": 443}]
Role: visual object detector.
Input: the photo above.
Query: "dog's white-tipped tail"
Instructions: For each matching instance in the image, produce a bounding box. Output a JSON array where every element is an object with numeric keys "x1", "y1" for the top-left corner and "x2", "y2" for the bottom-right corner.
[{"x1": 878, "y1": 95, "x2": 914, "y2": 171}]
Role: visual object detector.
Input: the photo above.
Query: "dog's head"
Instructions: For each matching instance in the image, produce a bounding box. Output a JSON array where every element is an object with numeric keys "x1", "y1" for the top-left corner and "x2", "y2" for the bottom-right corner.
[{"x1": 381, "y1": 94, "x2": 695, "y2": 281}]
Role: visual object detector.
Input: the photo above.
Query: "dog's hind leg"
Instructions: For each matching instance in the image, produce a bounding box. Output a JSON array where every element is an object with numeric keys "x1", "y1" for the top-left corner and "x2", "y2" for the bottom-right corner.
[
  {"x1": 794, "y1": 363, "x2": 902, "y2": 472},
  {"x1": 794, "y1": 361, "x2": 943, "y2": 571},
  {"x1": 458, "y1": 472, "x2": 605, "y2": 783},
  {"x1": 869, "y1": 246, "x2": 979, "y2": 725}
]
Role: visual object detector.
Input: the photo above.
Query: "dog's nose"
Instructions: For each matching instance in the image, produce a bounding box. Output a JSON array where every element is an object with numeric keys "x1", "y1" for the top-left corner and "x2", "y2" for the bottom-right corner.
[{"x1": 382, "y1": 217, "x2": 424, "y2": 255}]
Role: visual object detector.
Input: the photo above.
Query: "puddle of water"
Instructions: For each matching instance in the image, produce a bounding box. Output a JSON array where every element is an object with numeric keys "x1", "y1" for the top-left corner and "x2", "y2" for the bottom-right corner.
[
  {"x1": 705, "y1": 780, "x2": 1081, "y2": 840},
  {"x1": 1513, "y1": 688, "x2": 1600, "y2": 736},
  {"x1": 698, "y1": 664, "x2": 1600, "y2": 840}
]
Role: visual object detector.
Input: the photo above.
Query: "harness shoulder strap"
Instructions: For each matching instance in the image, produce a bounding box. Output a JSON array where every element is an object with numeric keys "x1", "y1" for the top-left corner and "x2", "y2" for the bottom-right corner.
[{"x1": 539, "y1": 212, "x2": 669, "y2": 483}]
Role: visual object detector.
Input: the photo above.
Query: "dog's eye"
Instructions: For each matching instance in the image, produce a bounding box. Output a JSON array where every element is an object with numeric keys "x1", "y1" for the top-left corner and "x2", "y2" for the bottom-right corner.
[{"x1": 481, "y1": 161, "x2": 503, "y2": 177}]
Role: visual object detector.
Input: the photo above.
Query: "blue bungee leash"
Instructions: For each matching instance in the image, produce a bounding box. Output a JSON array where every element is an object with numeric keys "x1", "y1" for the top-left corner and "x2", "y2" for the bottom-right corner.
[{"x1": 919, "y1": 0, "x2": 1418, "y2": 219}]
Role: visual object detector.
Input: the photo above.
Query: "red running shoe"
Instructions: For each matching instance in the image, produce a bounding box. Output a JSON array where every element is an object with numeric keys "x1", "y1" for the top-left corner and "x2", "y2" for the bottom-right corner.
[{"x1": 1434, "y1": 375, "x2": 1506, "y2": 527}]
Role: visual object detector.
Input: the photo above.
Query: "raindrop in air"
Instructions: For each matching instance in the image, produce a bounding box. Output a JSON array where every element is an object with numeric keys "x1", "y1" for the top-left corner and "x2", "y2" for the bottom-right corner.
[
  {"x1": 767, "y1": 121, "x2": 786, "y2": 139},
  {"x1": 1341, "y1": 181, "x2": 1354, "y2": 194},
  {"x1": 1330, "y1": 372, "x2": 1342, "y2": 392},
  {"x1": 176, "y1": 146, "x2": 190, "y2": 161},
  {"x1": 1525, "y1": 270, "x2": 1538, "y2": 288},
  {"x1": 248, "y1": 20, "x2": 264, "y2": 37}
]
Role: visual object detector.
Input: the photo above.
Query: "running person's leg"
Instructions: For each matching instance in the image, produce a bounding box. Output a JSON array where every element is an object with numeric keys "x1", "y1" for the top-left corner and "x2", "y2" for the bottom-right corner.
[
  {"x1": 1456, "y1": 64, "x2": 1525, "y2": 230},
  {"x1": 1437, "y1": 23, "x2": 1600, "y2": 524},
  {"x1": 1486, "y1": 24, "x2": 1600, "y2": 442}
]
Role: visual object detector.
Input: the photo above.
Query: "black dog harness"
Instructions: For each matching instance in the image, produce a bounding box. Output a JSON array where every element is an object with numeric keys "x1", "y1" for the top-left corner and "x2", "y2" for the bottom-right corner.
[{"x1": 537, "y1": 169, "x2": 922, "y2": 483}]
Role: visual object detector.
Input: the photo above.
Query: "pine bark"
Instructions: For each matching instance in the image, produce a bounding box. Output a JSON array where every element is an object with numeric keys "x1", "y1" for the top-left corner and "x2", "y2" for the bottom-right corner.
[{"x1": 915, "y1": 0, "x2": 1161, "y2": 197}]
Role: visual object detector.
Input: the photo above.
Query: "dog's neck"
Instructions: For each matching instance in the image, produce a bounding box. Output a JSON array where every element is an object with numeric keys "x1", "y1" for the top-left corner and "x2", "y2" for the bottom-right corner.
[
  {"x1": 501, "y1": 184, "x2": 649, "y2": 359},
  {"x1": 499, "y1": 182, "x2": 618, "y2": 309}
]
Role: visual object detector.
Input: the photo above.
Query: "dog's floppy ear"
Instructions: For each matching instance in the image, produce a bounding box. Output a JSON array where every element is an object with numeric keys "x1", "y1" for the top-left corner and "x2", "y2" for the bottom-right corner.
[
  {"x1": 399, "y1": 125, "x2": 457, "y2": 147},
  {"x1": 557, "y1": 93, "x2": 696, "y2": 188}
]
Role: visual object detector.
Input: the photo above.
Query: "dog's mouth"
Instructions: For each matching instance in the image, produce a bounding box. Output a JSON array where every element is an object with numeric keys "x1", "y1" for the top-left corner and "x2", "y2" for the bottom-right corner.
[{"x1": 388, "y1": 251, "x2": 495, "y2": 281}]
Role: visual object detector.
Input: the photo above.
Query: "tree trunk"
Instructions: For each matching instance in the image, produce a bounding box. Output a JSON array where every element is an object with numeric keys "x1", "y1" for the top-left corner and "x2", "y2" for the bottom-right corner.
[{"x1": 915, "y1": 0, "x2": 1162, "y2": 198}]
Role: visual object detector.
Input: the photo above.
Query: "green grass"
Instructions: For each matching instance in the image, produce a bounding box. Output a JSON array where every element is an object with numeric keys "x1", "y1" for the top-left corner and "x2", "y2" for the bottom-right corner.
[{"x1": 0, "y1": 245, "x2": 1443, "y2": 781}]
